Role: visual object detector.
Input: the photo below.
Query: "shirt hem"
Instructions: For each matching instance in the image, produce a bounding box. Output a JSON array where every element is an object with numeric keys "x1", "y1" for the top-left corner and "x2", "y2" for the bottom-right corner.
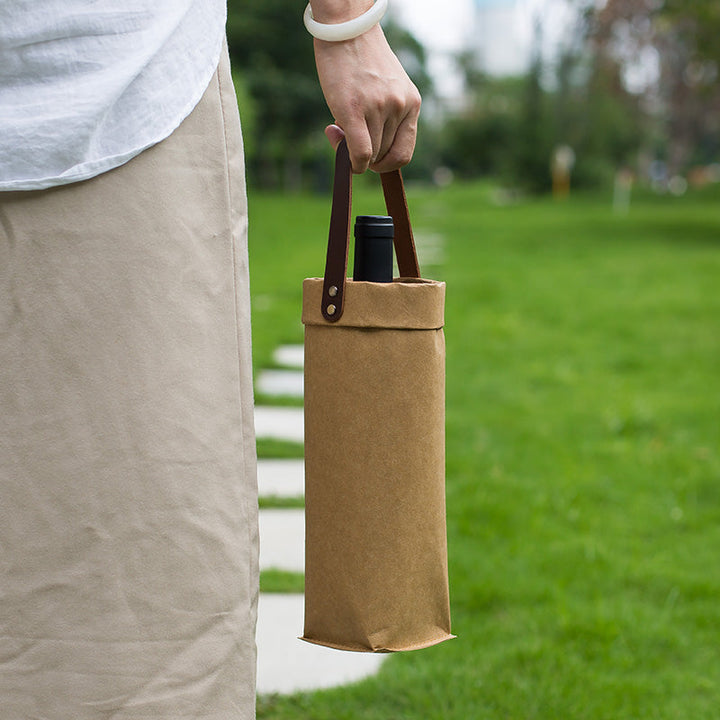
[{"x1": 0, "y1": 32, "x2": 226, "y2": 193}]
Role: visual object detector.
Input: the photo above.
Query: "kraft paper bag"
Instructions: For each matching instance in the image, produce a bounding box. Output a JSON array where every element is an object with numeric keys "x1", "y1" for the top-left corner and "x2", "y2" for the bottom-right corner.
[{"x1": 301, "y1": 140, "x2": 454, "y2": 653}]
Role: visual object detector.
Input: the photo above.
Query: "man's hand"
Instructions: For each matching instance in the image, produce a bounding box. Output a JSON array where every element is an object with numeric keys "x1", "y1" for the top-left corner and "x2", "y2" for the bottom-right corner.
[{"x1": 310, "y1": 2, "x2": 421, "y2": 174}]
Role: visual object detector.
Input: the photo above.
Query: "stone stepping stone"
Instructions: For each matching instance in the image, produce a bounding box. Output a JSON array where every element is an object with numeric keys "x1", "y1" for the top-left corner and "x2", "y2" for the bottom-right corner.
[
  {"x1": 258, "y1": 509, "x2": 305, "y2": 572},
  {"x1": 256, "y1": 593, "x2": 385, "y2": 695},
  {"x1": 257, "y1": 459, "x2": 304, "y2": 498},
  {"x1": 273, "y1": 344, "x2": 305, "y2": 369},
  {"x1": 256, "y1": 369, "x2": 304, "y2": 398},
  {"x1": 254, "y1": 406, "x2": 304, "y2": 443}
]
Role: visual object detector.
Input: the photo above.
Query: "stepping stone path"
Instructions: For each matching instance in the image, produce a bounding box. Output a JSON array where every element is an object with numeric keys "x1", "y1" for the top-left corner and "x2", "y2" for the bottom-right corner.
[
  {"x1": 256, "y1": 594, "x2": 384, "y2": 695},
  {"x1": 254, "y1": 406, "x2": 304, "y2": 444},
  {"x1": 254, "y1": 344, "x2": 385, "y2": 695},
  {"x1": 256, "y1": 458, "x2": 304, "y2": 497},
  {"x1": 256, "y1": 368, "x2": 304, "y2": 398},
  {"x1": 258, "y1": 509, "x2": 305, "y2": 572}
]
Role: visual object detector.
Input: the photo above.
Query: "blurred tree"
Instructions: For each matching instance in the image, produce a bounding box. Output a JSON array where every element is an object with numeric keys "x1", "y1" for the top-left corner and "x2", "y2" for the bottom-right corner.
[
  {"x1": 662, "y1": 0, "x2": 720, "y2": 66},
  {"x1": 587, "y1": 0, "x2": 720, "y2": 175},
  {"x1": 437, "y1": 0, "x2": 719, "y2": 191},
  {"x1": 658, "y1": 0, "x2": 720, "y2": 172},
  {"x1": 439, "y1": 69, "x2": 522, "y2": 179},
  {"x1": 556, "y1": 19, "x2": 645, "y2": 187},
  {"x1": 441, "y1": 11, "x2": 643, "y2": 191},
  {"x1": 512, "y1": 21, "x2": 553, "y2": 192},
  {"x1": 227, "y1": 0, "x2": 326, "y2": 189}
]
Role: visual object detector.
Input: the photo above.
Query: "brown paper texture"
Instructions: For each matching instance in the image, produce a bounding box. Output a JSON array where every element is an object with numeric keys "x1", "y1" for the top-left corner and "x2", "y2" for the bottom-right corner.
[{"x1": 302, "y1": 277, "x2": 454, "y2": 652}]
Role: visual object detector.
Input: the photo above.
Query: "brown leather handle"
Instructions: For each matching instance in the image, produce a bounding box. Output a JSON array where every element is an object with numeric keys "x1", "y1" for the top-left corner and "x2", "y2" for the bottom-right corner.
[{"x1": 321, "y1": 139, "x2": 421, "y2": 322}]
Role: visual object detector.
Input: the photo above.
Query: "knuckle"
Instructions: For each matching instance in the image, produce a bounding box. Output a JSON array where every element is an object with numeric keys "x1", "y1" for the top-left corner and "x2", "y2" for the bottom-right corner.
[
  {"x1": 393, "y1": 141, "x2": 415, "y2": 166},
  {"x1": 355, "y1": 143, "x2": 373, "y2": 163},
  {"x1": 410, "y1": 89, "x2": 422, "y2": 113},
  {"x1": 351, "y1": 145, "x2": 373, "y2": 172},
  {"x1": 386, "y1": 92, "x2": 405, "y2": 114},
  {"x1": 375, "y1": 147, "x2": 411, "y2": 172}
]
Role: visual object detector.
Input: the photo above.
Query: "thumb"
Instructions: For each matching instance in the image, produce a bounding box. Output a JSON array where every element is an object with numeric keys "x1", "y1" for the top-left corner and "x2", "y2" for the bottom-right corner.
[{"x1": 324, "y1": 124, "x2": 345, "y2": 150}]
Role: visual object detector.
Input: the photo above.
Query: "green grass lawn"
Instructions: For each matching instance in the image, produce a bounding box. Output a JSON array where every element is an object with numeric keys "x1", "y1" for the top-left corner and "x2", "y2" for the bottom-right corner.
[{"x1": 249, "y1": 179, "x2": 720, "y2": 719}]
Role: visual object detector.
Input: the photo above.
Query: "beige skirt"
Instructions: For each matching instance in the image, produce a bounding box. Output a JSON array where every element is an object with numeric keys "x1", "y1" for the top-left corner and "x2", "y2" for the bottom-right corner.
[{"x1": 0, "y1": 45, "x2": 258, "y2": 719}]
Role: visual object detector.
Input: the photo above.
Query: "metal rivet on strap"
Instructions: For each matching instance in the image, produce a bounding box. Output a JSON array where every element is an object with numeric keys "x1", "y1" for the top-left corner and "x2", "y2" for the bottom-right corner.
[
  {"x1": 328, "y1": 285, "x2": 338, "y2": 297},
  {"x1": 326, "y1": 304, "x2": 336, "y2": 316}
]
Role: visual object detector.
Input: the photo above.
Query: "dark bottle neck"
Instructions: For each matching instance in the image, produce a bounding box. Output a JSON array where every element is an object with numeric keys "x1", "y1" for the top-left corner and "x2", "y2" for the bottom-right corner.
[{"x1": 353, "y1": 215, "x2": 394, "y2": 283}]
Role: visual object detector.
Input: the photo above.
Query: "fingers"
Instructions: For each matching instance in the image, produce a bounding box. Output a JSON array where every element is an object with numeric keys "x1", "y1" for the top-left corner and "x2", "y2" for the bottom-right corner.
[
  {"x1": 324, "y1": 124, "x2": 345, "y2": 150},
  {"x1": 343, "y1": 117, "x2": 376, "y2": 174},
  {"x1": 370, "y1": 104, "x2": 420, "y2": 174},
  {"x1": 325, "y1": 123, "x2": 373, "y2": 174},
  {"x1": 325, "y1": 122, "x2": 373, "y2": 173},
  {"x1": 325, "y1": 88, "x2": 421, "y2": 175},
  {"x1": 372, "y1": 90, "x2": 411, "y2": 166}
]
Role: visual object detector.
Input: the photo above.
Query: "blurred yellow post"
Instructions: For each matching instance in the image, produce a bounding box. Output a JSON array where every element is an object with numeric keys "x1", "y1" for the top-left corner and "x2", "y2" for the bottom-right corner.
[{"x1": 551, "y1": 145, "x2": 575, "y2": 200}]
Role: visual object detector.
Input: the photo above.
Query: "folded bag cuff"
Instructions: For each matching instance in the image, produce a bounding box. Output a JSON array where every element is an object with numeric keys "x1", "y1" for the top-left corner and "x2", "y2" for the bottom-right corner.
[{"x1": 303, "y1": 277, "x2": 446, "y2": 329}]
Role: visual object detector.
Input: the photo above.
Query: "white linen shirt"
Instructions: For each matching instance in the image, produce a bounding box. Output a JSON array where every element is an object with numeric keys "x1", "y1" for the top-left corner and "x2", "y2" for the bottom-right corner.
[{"x1": 0, "y1": 1, "x2": 227, "y2": 191}]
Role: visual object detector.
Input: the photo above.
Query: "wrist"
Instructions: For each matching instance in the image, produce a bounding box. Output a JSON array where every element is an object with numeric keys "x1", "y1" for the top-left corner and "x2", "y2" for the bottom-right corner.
[
  {"x1": 308, "y1": 0, "x2": 374, "y2": 23},
  {"x1": 312, "y1": 21, "x2": 383, "y2": 49},
  {"x1": 305, "y1": 0, "x2": 387, "y2": 42}
]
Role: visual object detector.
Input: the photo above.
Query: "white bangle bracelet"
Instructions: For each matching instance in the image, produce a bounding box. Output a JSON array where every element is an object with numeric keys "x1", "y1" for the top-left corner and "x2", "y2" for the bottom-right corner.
[{"x1": 303, "y1": 0, "x2": 388, "y2": 42}]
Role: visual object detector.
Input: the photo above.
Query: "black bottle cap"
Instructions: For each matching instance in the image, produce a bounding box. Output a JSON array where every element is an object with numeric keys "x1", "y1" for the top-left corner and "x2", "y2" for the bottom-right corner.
[{"x1": 354, "y1": 215, "x2": 394, "y2": 239}]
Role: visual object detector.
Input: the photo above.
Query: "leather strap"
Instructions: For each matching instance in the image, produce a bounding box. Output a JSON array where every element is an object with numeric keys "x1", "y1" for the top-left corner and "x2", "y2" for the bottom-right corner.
[
  {"x1": 321, "y1": 139, "x2": 353, "y2": 322},
  {"x1": 321, "y1": 139, "x2": 421, "y2": 322},
  {"x1": 381, "y1": 169, "x2": 421, "y2": 279}
]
